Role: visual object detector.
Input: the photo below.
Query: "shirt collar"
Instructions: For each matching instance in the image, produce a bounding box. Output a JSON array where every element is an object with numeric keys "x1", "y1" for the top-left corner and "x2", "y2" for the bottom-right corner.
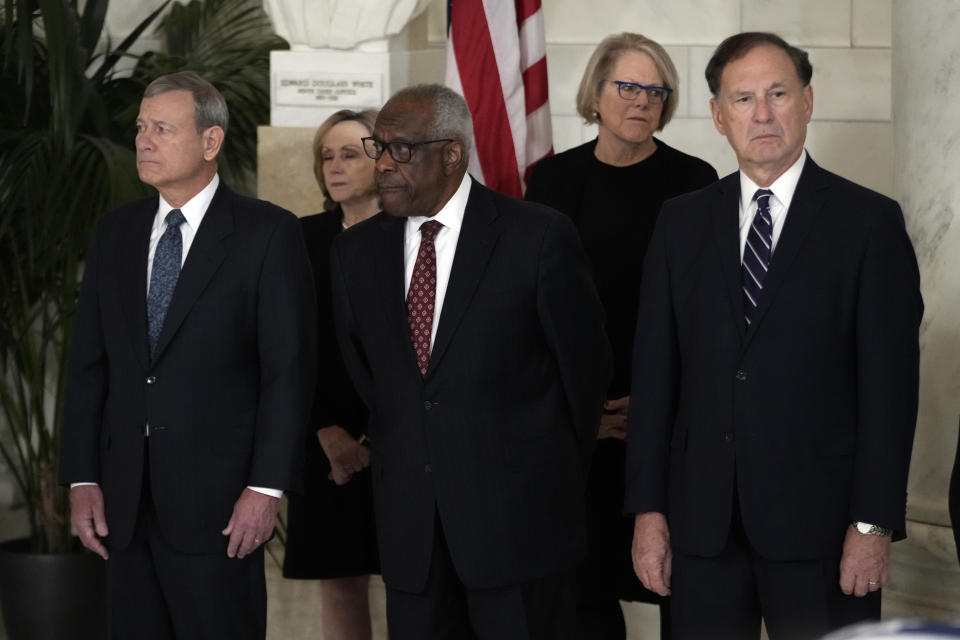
[
  {"x1": 157, "y1": 173, "x2": 220, "y2": 230},
  {"x1": 739, "y1": 149, "x2": 807, "y2": 213},
  {"x1": 405, "y1": 172, "x2": 472, "y2": 234}
]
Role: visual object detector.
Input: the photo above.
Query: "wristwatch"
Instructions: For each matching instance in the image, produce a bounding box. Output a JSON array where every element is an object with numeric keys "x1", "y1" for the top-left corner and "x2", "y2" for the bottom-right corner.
[{"x1": 853, "y1": 521, "x2": 893, "y2": 537}]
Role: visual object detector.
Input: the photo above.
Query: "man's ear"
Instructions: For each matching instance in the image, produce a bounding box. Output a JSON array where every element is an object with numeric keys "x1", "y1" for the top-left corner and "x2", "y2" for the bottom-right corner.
[
  {"x1": 442, "y1": 140, "x2": 466, "y2": 176},
  {"x1": 202, "y1": 126, "x2": 225, "y2": 161}
]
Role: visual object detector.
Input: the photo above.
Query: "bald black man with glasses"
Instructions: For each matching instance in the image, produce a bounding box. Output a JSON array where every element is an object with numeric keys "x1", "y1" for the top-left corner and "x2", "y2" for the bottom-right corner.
[{"x1": 330, "y1": 83, "x2": 612, "y2": 640}]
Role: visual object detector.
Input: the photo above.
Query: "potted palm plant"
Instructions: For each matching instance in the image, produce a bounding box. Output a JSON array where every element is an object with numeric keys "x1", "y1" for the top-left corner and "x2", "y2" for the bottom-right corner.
[{"x1": 0, "y1": 0, "x2": 285, "y2": 636}]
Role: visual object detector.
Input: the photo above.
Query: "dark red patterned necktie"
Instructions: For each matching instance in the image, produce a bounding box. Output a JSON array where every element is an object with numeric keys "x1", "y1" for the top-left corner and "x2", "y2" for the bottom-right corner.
[{"x1": 407, "y1": 220, "x2": 443, "y2": 375}]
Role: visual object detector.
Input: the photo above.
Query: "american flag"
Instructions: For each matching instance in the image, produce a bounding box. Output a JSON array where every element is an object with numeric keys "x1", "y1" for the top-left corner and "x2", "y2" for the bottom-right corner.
[{"x1": 445, "y1": 0, "x2": 553, "y2": 198}]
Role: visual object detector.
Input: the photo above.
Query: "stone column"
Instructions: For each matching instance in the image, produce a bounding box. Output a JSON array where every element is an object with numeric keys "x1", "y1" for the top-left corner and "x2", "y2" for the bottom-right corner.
[{"x1": 885, "y1": 0, "x2": 960, "y2": 620}]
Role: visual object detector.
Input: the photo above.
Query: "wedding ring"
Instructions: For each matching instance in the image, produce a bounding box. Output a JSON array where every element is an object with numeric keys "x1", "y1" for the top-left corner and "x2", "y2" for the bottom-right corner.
[
  {"x1": 868, "y1": 580, "x2": 878, "y2": 586},
  {"x1": 254, "y1": 537, "x2": 261, "y2": 543}
]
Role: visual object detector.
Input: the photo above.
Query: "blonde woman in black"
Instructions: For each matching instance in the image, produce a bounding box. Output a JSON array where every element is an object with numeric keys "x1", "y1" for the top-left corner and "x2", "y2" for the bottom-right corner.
[
  {"x1": 283, "y1": 109, "x2": 380, "y2": 640},
  {"x1": 526, "y1": 33, "x2": 717, "y2": 639}
]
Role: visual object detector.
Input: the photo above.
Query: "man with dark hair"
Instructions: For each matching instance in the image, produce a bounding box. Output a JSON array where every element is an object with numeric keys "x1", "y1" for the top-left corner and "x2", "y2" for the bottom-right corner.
[
  {"x1": 626, "y1": 33, "x2": 922, "y2": 639},
  {"x1": 60, "y1": 71, "x2": 316, "y2": 639},
  {"x1": 330, "y1": 83, "x2": 611, "y2": 639}
]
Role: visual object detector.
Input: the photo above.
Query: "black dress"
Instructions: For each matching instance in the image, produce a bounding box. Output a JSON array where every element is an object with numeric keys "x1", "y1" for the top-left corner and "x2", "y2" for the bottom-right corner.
[
  {"x1": 282, "y1": 208, "x2": 380, "y2": 579},
  {"x1": 526, "y1": 138, "x2": 717, "y2": 634}
]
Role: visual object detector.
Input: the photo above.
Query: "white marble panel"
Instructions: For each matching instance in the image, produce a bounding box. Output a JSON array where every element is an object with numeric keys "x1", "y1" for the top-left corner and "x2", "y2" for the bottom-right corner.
[
  {"x1": 666, "y1": 46, "x2": 692, "y2": 120},
  {"x1": 550, "y1": 115, "x2": 591, "y2": 154},
  {"x1": 804, "y1": 121, "x2": 893, "y2": 197},
  {"x1": 658, "y1": 117, "x2": 739, "y2": 178},
  {"x1": 542, "y1": 0, "x2": 739, "y2": 46},
  {"x1": 808, "y1": 48, "x2": 891, "y2": 122},
  {"x1": 390, "y1": 49, "x2": 446, "y2": 92},
  {"x1": 852, "y1": 0, "x2": 893, "y2": 47},
  {"x1": 546, "y1": 45, "x2": 595, "y2": 117},
  {"x1": 742, "y1": 0, "x2": 851, "y2": 47},
  {"x1": 892, "y1": 0, "x2": 960, "y2": 537},
  {"x1": 688, "y1": 46, "x2": 716, "y2": 118}
]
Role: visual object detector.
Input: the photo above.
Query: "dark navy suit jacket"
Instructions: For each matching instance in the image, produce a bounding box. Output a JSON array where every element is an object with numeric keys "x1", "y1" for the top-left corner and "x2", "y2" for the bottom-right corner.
[
  {"x1": 625, "y1": 157, "x2": 922, "y2": 560},
  {"x1": 60, "y1": 182, "x2": 317, "y2": 554},
  {"x1": 331, "y1": 179, "x2": 612, "y2": 592}
]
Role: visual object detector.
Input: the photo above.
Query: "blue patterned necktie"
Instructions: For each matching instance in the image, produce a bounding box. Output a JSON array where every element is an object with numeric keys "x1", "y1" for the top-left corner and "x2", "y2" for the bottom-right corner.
[
  {"x1": 147, "y1": 209, "x2": 186, "y2": 354},
  {"x1": 742, "y1": 189, "x2": 774, "y2": 326}
]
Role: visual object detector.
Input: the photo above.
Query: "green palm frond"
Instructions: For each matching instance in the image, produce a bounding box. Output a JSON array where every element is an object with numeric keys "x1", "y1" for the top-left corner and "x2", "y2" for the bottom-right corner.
[{"x1": 0, "y1": 0, "x2": 163, "y2": 553}]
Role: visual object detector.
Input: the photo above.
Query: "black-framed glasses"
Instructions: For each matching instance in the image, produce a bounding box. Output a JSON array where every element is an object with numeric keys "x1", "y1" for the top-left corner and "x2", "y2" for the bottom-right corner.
[
  {"x1": 611, "y1": 81, "x2": 673, "y2": 104},
  {"x1": 361, "y1": 136, "x2": 453, "y2": 163}
]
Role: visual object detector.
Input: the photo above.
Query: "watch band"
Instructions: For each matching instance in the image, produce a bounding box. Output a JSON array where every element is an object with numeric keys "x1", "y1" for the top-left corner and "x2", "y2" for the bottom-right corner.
[{"x1": 853, "y1": 521, "x2": 893, "y2": 537}]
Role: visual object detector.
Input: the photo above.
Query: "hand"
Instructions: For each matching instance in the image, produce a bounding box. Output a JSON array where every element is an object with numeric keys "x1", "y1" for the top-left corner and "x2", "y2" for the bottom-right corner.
[
  {"x1": 598, "y1": 395, "x2": 629, "y2": 440},
  {"x1": 221, "y1": 488, "x2": 279, "y2": 559},
  {"x1": 70, "y1": 485, "x2": 109, "y2": 559},
  {"x1": 317, "y1": 425, "x2": 371, "y2": 485},
  {"x1": 839, "y1": 524, "x2": 891, "y2": 597},
  {"x1": 632, "y1": 511, "x2": 672, "y2": 596}
]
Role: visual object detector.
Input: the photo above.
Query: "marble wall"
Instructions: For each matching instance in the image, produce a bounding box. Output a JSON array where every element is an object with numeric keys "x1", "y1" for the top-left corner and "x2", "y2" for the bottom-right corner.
[
  {"x1": 885, "y1": 0, "x2": 960, "y2": 621},
  {"x1": 259, "y1": 0, "x2": 895, "y2": 215},
  {"x1": 541, "y1": 0, "x2": 893, "y2": 196}
]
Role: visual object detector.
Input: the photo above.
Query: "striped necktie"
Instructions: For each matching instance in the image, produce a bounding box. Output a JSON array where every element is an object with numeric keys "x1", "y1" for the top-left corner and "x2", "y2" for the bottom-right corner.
[{"x1": 742, "y1": 189, "x2": 773, "y2": 326}]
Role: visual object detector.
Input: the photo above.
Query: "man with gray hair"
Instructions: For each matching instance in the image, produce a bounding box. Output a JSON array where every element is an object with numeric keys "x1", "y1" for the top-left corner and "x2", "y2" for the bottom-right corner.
[
  {"x1": 331, "y1": 83, "x2": 611, "y2": 638},
  {"x1": 60, "y1": 71, "x2": 316, "y2": 638}
]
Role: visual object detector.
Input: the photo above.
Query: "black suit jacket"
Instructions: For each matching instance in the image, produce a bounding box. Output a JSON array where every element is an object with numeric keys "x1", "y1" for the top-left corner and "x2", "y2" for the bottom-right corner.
[
  {"x1": 59, "y1": 182, "x2": 317, "y2": 554},
  {"x1": 330, "y1": 179, "x2": 612, "y2": 592},
  {"x1": 624, "y1": 157, "x2": 922, "y2": 561}
]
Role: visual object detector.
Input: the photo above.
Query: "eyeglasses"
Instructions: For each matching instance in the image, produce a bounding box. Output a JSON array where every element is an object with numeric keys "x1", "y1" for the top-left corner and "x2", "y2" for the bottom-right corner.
[
  {"x1": 611, "y1": 81, "x2": 673, "y2": 104},
  {"x1": 361, "y1": 136, "x2": 453, "y2": 163}
]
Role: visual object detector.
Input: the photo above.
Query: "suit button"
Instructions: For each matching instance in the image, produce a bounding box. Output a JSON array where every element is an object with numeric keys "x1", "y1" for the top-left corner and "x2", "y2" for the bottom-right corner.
[
  {"x1": 423, "y1": 401, "x2": 432, "y2": 411},
  {"x1": 424, "y1": 464, "x2": 432, "y2": 473},
  {"x1": 724, "y1": 432, "x2": 734, "y2": 442},
  {"x1": 735, "y1": 370, "x2": 747, "y2": 381},
  {"x1": 146, "y1": 376, "x2": 157, "y2": 385}
]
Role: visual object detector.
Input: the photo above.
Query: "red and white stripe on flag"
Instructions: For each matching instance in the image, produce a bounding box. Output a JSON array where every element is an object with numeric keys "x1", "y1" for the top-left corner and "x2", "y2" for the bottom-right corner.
[{"x1": 445, "y1": 0, "x2": 553, "y2": 199}]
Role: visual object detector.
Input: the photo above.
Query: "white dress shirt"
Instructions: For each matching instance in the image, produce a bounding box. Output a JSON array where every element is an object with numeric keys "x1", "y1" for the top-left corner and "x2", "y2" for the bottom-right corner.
[
  {"x1": 76, "y1": 173, "x2": 280, "y2": 499},
  {"x1": 146, "y1": 174, "x2": 219, "y2": 289},
  {"x1": 738, "y1": 150, "x2": 807, "y2": 260},
  {"x1": 402, "y1": 173, "x2": 472, "y2": 351}
]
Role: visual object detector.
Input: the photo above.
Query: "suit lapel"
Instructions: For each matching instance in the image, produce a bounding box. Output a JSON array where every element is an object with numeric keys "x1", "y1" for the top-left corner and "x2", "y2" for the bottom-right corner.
[
  {"x1": 151, "y1": 184, "x2": 232, "y2": 361},
  {"x1": 427, "y1": 182, "x2": 500, "y2": 377},
  {"x1": 119, "y1": 201, "x2": 157, "y2": 370},
  {"x1": 742, "y1": 157, "x2": 830, "y2": 350},
  {"x1": 711, "y1": 174, "x2": 747, "y2": 341},
  {"x1": 374, "y1": 213, "x2": 415, "y2": 372}
]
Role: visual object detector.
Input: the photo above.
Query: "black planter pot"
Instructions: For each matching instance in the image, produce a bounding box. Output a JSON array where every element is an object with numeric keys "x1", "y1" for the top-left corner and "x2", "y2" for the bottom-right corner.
[{"x1": 0, "y1": 538, "x2": 107, "y2": 640}]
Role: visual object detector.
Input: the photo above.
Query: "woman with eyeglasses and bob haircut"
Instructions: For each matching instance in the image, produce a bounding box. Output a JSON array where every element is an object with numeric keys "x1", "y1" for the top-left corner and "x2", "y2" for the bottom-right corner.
[
  {"x1": 283, "y1": 108, "x2": 381, "y2": 640},
  {"x1": 525, "y1": 32, "x2": 717, "y2": 640}
]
